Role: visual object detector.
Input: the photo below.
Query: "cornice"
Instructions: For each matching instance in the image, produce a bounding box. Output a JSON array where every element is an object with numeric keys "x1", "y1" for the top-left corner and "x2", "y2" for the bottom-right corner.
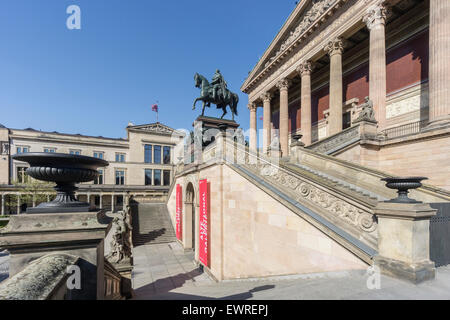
[
  {"x1": 241, "y1": 0, "x2": 350, "y2": 94},
  {"x1": 246, "y1": 0, "x2": 378, "y2": 102}
]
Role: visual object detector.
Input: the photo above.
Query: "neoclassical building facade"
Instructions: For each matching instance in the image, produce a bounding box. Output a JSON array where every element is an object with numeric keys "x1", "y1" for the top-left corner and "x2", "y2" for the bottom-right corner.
[
  {"x1": 242, "y1": 0, "x2": 450, "y2": 190},
  {"x1": 0, "y1": 122, "x2": 184, "y2": 214}
]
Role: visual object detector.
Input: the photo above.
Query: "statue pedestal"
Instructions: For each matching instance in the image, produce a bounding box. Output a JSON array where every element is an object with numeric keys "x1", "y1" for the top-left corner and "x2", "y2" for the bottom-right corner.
[{"x1": 194, "y1": 116, "x2": 240, "y2": 147}]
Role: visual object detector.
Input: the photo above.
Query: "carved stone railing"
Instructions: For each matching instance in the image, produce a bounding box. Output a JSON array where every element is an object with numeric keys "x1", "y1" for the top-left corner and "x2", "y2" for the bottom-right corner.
[
  {"x1": 0, "y1": 253, "x2": 79, "y2": 300},
  {"x1": 307, "y1": 123, "x2": 361, "y2": 154},
  {"x1": 231, "y1": 141, "x2": 378, "y2": 250}
]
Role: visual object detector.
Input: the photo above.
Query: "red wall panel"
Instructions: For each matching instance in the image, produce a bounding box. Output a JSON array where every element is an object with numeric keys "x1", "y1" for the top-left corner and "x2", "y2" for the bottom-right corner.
[
  {"x1": 311, "y1": 85, "x2": 330, "y2": 123},
  {"x1": 343, "y1": 63, "x2": 370, "y2": 103},
  {"x1": 386, "y1": 30, "x2": 429, "y2": 94}
]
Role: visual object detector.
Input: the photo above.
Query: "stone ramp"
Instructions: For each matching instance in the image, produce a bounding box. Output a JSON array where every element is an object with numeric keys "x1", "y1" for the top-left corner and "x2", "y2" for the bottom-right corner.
[{"x1": 131, "y1": 203, "x2": 177, "y2": 246}]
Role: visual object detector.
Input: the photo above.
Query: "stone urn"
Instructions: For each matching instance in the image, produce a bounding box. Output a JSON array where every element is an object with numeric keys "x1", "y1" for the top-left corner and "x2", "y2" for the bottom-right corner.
[
  {"x1": 381, "y1": 177, "x2": 428, "y2": 204},
  {"x1": 12, "y1": 153, "x2": 109, "y2": 213}
]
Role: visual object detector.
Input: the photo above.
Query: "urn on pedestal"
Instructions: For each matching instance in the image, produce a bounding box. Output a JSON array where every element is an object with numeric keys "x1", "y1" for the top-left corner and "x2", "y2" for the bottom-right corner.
[{"x1": 12, "y1": 153, "x2": 109, "y2": 213}]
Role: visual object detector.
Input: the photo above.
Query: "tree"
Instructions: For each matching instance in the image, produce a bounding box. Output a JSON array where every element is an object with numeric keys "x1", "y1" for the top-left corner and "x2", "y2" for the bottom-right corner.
[{"x1": 5, "y1": 179, "x2": 55, "y2": 214}]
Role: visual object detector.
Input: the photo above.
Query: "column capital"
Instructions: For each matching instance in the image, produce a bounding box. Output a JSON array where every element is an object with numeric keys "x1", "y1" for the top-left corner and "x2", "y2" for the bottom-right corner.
[
  {"x1": 276, "y1": 78, "x2": 292, "y2": 91},
  {"x1": 296, "y1": 61, "x2": 314, "y2": 76},
  {"x1": 247, "y1": 102, "x2": 258, "y2": 112},
  {"x1": 363, "y1": 2, "x2": 389, "y2": 30},
  {"x1": 324, "y1": 37, "x2": 346, "y2": 57},
  {"x1": 261, "y1": 92, "x2": 273, "y2": 102}
]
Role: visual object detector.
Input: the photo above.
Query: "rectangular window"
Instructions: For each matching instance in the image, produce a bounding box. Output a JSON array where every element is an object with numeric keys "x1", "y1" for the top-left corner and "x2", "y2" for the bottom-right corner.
[
  {"x1": 115, "y1": 153, "x2": 125, "y2": 163},
  {"x1": 70, "y1": 149, "x2": 81, "y2": 155},
  {"x1": 17, "y1": 167, "x2": 29, "y2": 183},
  {"x1": 44, "y1": 148, "x2": 56, "y2": 153},
  {"x1": 154, "y1": 146, "x2": 161, "y2": 164},
  {"x1": 16, "y1": 146, "x2": 29, "y2": 154},
  {"x1": 343, "y1": 112, "x2": 351, "y2": 130},
  {"x1": 163, "y1": 170, "x2": 171, "y2": 186},
  {"x1": 154, "y1": 169, "x2": 161, "y2": 186},
  {"x1": 115, "y1": 170, "x2": 125, "y2": 185},
  {"x1": 163, "y1": 146, "x2": 171, "y2": 164},
  {"x1": 144, "y1": 145, "x2": 152, "y2": 163},
  {"x1": 117, "y1": 196, "x2": 123, "y2": 205},
  {"x1": 94, "y1": 196, "x2": 100, "y2": 206},
  {"x1": 94, "y1": 169, "x2": 104, "y2": 185},
  {"x1": 145, "y1": 169, "x2": 152, "y2": 186},
  {"x1": 93, "y1": 152, "x2": 104, "y2": 159}
]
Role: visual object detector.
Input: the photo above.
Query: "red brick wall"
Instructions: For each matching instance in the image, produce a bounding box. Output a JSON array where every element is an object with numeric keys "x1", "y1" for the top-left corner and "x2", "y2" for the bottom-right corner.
[
  {"x1": 386, "y1": 30, "x2": 429, "y2": 94},
  {"x1": 343, "y1": 63, "x2": 370, "y2": 103},
  {"x1": 311, "y1": 85, "x2": 330, "y2": 123}
]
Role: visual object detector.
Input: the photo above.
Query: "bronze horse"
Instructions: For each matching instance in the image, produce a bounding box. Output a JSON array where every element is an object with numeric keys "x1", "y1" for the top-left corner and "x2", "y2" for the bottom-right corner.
[{"x1": 192, "y1": 73, "x2": 239, "y2": 120}]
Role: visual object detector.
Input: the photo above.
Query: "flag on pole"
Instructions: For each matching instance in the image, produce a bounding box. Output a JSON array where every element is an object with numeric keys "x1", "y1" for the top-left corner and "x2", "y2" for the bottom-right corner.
[{"x1": 151, "y1": 102, "x2": 159, "y2": 122}]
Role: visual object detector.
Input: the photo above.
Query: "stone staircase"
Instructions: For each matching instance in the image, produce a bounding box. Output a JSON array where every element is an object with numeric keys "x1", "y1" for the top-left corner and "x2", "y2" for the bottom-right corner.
[
  {"x1": 131, "y1": 203, "x2": 177, "y2": 247},
  {"x1": 221, "y1": 139, "x2": 450, "y2": 264},
  {"x1": 282, "y1": 162, "x2": 385, "y2": 202}
]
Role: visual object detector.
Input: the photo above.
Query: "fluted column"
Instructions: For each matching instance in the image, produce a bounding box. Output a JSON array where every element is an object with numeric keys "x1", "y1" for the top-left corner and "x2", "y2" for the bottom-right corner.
[
  {"x1": 111, "y1": 194, "x2": 115, "y2": 213},
  {"x1": 364, "y1": 3, "x2": 388, "y2": 129},
  {"x1": 261, "y1": 92, "x2": 273, "y2": 154},
  {"x1": 248, "y1": 102, "x2": 258, "y2": 153},
  {"x1": 297, "y1": 61, "x2": 313, "y2": 145},
  {"x1": 429, "y1": 0, "x2": 450, "y2": 125},
  {"x1": 100, "y1": 194, "x2": 103, "y2": 209},
  {"x1": 276, "y1": 79, "x2": 292, "y2": 156},
  {"x1": 325, "y1": 37, "x2": 345, "y2": 136}
]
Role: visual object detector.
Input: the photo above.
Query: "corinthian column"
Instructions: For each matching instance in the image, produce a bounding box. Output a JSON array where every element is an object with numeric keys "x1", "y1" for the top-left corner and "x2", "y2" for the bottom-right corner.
[
  {"x1": 428, "y1": 0, "x2": 450, "y2": 126},
  {"x1": 248, "y1": 102, "x2": 258, "y2": 153},
  {"x1": 325, "y1": 37, "x2": 345, "y2": 136},
  {"x1": 276, "y1": 78, "x2": 292, "y2": 156},
  {"x1": 364, "y1": 3, "x2": 388, "y2": 129},
  {"x1": 297, "y1": 61, "x2": 313, "y2": 145},
  {"x1": 261, "y1": 92, "x2": 273, "y2": 154}
]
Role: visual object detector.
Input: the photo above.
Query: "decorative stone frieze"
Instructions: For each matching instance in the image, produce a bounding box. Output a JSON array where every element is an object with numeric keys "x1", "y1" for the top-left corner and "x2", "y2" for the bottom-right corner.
[
  {"x1": 244, "y1": 0, "x2": 363, "y2": 96},
  {"x1": 242, "y1": 152, "x2": 378, "y2": 244},
  {"x1": 266, "y1": 0, "x2": 338, "y2": 67}
]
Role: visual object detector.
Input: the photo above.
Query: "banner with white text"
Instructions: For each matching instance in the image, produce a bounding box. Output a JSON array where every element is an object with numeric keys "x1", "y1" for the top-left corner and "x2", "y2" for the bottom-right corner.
[{"x1": 199, "y1": 179, "x2": 209, "y2": 267}]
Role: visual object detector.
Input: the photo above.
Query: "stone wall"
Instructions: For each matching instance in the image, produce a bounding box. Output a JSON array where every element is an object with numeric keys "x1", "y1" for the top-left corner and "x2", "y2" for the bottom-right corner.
[
  {"x1": 335, "y1": 128, "x2": 450, "y2": 191},
  {"x1": 169, "y1": 162, "x2": 367, "y2": 281}
]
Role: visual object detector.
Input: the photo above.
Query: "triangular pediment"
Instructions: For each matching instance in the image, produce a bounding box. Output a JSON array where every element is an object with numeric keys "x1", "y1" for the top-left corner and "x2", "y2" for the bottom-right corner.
[
  {"x1": 127, "y1": 123, "x2": 179, "y2": 136},
  {"x1": 242, "y1": 0, "x2": 338, "y2": 92}
]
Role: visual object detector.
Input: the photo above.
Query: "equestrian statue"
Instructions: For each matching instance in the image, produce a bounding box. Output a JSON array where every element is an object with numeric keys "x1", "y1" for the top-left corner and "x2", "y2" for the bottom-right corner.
[{"x1": 192, "y1": 70, "x2": 239, "y2": 121}]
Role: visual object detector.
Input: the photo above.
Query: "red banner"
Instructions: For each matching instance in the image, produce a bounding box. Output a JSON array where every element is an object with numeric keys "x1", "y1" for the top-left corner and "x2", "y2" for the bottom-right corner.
[
  {"x1": 199, "y1": 179, "x2": 209, "y2": 267},
  {"x1": 176, "y1": 184, "x2": 182, "y2": 240}
]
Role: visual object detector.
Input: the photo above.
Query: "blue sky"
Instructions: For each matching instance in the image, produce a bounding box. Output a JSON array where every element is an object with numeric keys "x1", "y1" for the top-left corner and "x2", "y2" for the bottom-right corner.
[{"x1": 0, "y1": 1, "x2": 296, "y2": 138}]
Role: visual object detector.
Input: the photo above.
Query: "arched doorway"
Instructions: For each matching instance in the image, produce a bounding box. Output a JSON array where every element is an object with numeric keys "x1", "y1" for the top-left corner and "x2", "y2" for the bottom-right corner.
[{"x1": 185, "y1": 183, "x2": 196, "y2": 251}]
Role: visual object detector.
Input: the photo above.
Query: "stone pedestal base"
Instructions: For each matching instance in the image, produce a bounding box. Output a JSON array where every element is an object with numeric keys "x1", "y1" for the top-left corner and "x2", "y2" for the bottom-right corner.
[
  {"x1": 0, "y1": 210, "x2": 112, "y2": 299},
  {"x1": 194, "y1": 116, "x2": 240, "y2": 147},
  {"x1": 374, "y1": 202, "x2": 437, "y2": 284},
  {"x1": 373, "y1": 255, "x2": 435, "y2": 284}
]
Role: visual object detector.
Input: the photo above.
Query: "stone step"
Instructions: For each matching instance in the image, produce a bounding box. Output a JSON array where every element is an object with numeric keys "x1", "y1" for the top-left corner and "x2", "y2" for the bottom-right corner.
[{"x1": 131, "y1": 203, "x2": 177, "y2": 247}]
